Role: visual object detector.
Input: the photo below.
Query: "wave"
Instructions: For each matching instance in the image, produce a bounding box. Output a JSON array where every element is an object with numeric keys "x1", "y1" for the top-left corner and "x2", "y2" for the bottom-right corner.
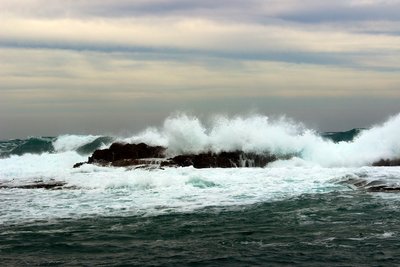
[
  {"x1": 53, "y1": 135, "x2": 114, "y2": 154},
  {"x1": 1, "y1": 137, "x2": 55, "y2": 157},
  {"x1": 124, "y1": 113, "x2": 400, "y2": 167},
  {"x1": 1, "y1": 112, "x2": 399, "y2": 167},
  {"x1": 1, "y1": 135, "x2": 114, "y2": 157}
]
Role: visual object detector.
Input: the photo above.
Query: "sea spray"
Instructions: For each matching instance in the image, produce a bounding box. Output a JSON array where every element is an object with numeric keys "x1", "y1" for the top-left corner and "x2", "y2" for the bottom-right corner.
[
  {"x1": 1, "y1": 112, "x2": 400, "y2": 167},
  {"x1": 123, "y1": 113, "x2": 317, "y2": 156},
  {"x1": 122, "y1": 113, "x2": 400, "y2": 167}
]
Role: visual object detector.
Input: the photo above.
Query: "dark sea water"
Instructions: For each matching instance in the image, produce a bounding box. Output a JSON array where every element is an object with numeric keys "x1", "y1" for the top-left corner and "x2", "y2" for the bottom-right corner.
[
  {"x1": 2, "y1": 191, "x2": 400, "y2": 266},
  {"x1": 1, "y1": 114, "x2": 400, "y2": 266}
]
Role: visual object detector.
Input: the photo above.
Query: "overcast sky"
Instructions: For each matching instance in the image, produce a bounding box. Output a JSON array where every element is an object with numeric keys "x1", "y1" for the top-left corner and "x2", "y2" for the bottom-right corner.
[{"x1": 1, "y1": 0, "x2": 400, "y2": 138}]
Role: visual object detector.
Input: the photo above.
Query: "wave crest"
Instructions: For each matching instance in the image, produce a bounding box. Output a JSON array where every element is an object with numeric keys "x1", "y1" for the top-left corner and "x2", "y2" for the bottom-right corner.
[{"x1": 124, "y1": 113, "x2": 400, "y2": 167}]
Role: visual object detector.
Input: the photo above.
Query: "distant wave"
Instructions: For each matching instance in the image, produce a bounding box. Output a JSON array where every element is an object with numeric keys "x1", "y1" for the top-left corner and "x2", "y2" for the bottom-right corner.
[
  {"x1": 0, "y1": 137, "x2": 55, "y2": 157},
  {"x1": 0, "y1": 135, "x2": 114, "y2": 157}
]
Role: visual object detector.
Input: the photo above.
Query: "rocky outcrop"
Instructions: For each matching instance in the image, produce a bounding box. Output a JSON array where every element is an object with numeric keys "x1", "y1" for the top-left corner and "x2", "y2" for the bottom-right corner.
[
  {"x1": 88, "y1": 142, "x2": 166, "y2": 163},
  {"x1": 73, "y1": 142, "x2": 167, "y2": 168},
  {"x1": 74, "y1": 142, "x2": 278, "y2": 169},
  {"x1": 171, "y1": 152, "x2": 276, "y2": 168}
]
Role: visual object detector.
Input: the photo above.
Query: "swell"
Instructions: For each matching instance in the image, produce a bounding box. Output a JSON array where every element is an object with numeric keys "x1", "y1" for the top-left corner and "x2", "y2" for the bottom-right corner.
[
  {"x1": 0, "y1": 137, "x2": 55, "y2": 157},
  {"x1": 0, "y1": 136, "x2": 114, "y2": 157}
]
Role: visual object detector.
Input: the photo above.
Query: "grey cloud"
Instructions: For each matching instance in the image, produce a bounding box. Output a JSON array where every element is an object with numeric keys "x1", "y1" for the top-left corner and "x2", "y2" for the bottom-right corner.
[
  {"x1": 4, "y1": 1, "x2": 400, "y2": 27},
  {"x1": 3, "y1": 39, "x2": 399, "y2": 72},
  {"x1": 2, "y1": 0, "x2": 261, "y2": 19},
  {"x1": 2, "y1": 0, "x2": 400, "y2": 138},
  {"x1": 279, "y1": 4, "x2": 400, "y2": 23}
]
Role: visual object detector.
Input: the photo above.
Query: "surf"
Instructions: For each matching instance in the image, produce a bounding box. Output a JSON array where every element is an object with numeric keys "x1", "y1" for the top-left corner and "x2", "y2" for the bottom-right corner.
[{"x1": 1, "y1": 112, "x2": 400, "y2": 167}]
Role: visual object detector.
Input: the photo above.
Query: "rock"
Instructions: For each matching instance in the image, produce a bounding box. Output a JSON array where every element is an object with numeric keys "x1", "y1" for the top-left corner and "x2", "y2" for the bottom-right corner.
[
  {"x1": 367, "y1": 185, "x2": 400, "y2": 192},
  {"x1": 111, "y1": 158, "x2": 171, "y2": 167},
  {"x1": 171, "y1": 151, "x2": 277, "y2": 168},
  {"x1": 73, "y1": 162, "x2": 86, "y2": 168},
  {"x1": 74, "y1": 142, "x2": 278, "y2": 169},
  {"x1": 88, "y1": 142, "x2": 166, "y2": 166},
  {"x1": 372, "y1": 158, "x2": 400, "y2": 166}
]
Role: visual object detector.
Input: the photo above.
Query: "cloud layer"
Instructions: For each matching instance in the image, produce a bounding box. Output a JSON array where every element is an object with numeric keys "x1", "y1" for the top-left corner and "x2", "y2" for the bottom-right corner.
[{"x1": 1, "y1": 0, "x2": 400, "y2": 138}]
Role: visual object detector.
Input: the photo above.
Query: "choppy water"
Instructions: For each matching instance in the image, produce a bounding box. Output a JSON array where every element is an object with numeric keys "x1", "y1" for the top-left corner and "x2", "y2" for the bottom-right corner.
[
  {"x1": 1, "y1": 113, "x2": 400, "y2": 266},
  {"x1": 2, "y1": 191, "x2": 400, "y2": 266}
]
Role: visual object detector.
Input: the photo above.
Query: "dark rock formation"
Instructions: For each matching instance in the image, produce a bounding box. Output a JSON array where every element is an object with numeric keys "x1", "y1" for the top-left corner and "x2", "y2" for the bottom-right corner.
[
  {"x1": 88, "y1": 142, "x2": 166, "y2": 163},
  {"x1": 74, "y1": 142, "x2": 167, "y2": 168},
  {"x1": 171, "y1": 152, "x2": 276, "y2": 168},
  {"x1": 75, "y1": 142, "x2": 278, "y2": 169},
  {"x1": 372, "y1": 158, "x2": 400, "y2": 166},
  {"x1": 112, "y1": 158, "x2": 171, "y2": 167},
  {"x1": 73, "y1": 162, "x2": 86, "y2": 168},
  {"x1": 367, "y1": 185, "x2": 400, "y2": 192}
]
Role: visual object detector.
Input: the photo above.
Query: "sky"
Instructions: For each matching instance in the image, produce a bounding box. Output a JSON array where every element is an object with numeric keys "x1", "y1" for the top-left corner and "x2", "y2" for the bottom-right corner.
[{"x1": 1, "y1": 0, "x2": 400, "y2": 138}]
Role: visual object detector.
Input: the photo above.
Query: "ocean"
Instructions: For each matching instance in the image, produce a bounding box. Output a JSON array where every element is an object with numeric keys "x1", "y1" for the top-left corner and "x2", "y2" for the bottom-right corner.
[{"x1": 1, "y1": 114, "x2": 400, "y2": 266}]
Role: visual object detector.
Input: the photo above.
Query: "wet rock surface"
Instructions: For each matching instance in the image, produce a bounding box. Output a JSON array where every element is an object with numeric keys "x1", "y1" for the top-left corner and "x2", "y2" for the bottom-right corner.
[
  {"x1": 75, "y1": 142, "x2": 278, "y2": 169},
  {"x1": 88, "y1": 142, "x2": 166, "y2": 163},
  {"x1": 171, "y1": 152, "x2": 276, "y2": 168}
]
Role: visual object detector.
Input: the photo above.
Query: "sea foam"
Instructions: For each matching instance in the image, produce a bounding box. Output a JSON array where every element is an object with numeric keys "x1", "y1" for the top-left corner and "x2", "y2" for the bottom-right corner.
[{"x1": 123, "y1": 113, "x2": 400, "y2": 167}]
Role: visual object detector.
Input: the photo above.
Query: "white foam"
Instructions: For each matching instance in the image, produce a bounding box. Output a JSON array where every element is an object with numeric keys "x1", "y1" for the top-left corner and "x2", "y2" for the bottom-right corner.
[
  {"x1": 2, "y1": 152, "x2": 400, "y2": 224},
  {"x1": 122, "y1": 113, "x2": 400, "y2": 167},
  {"x1": 0, "y1": 164, "x2": 352, "y2": 224},
  {"x1": 0, "y1": 152, "x2": 86, "y2": 183},
  {"x1": 2, "y1": 112, "x2": 400, "y2": 224},
  {"x1": 301, "y1": 114, "x2": 400, "y2": 166}
]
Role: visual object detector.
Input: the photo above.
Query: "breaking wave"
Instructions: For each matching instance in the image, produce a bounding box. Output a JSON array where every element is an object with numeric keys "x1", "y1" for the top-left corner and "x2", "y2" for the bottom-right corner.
[
  {"x1": 1, "y1": 112, "x2": 400, "y2": 167},
  {"x1": 1, "y1": 135, "x2": 114, "y2": 158},
  {"x1": 124, "y1": 113, "x2": 400, "y2": 167}
]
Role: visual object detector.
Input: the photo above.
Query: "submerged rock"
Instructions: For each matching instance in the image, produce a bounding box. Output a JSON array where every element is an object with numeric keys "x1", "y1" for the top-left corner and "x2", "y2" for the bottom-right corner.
[
  {"x1": 372, "y1": 158, "x2": 400, "y2": 166},
  {"x1": 342, "y1": 177, "x2": 400, "y2": 193},
  {"x1": 0, "y1": 181, "x2": 68, "y2": 190}
]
